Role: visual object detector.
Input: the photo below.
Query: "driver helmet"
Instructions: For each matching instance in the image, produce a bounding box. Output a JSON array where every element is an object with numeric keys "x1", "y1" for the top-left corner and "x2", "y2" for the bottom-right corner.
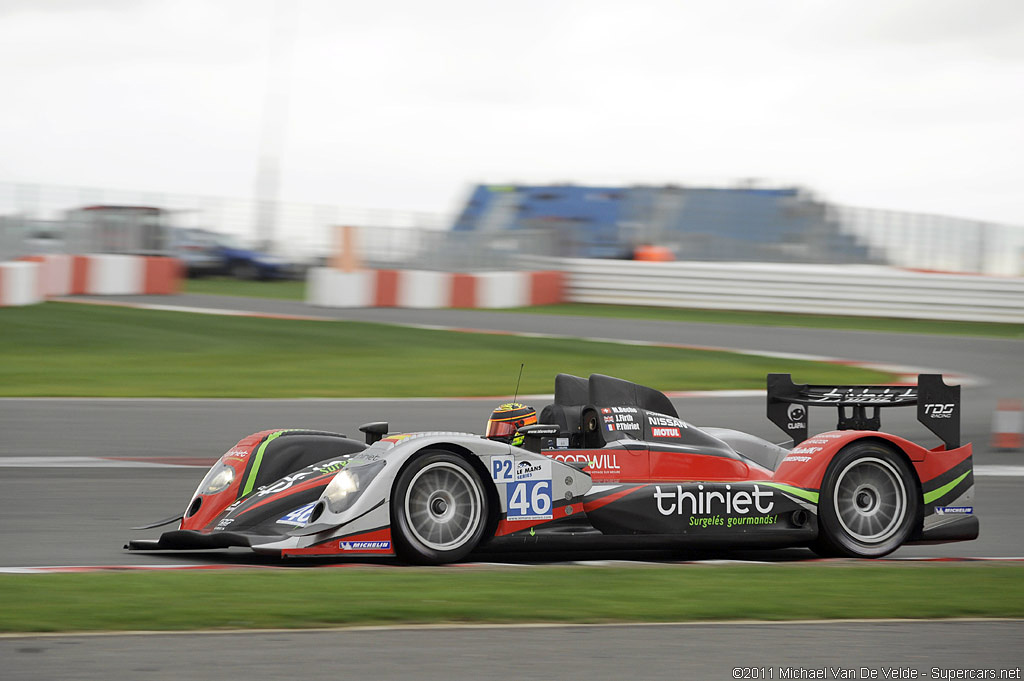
[{"x1": 485, "y1": 402, "x2": 537, "y2": 447}]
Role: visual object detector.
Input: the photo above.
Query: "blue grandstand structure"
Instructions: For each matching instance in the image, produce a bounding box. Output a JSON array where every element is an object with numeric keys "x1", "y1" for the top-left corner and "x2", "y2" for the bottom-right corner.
[{"x1": 452, "y1": 183, "x2": 876, "y2": 262}]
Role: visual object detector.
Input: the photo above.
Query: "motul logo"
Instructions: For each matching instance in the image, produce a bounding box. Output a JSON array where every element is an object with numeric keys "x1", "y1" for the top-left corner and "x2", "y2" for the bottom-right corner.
[{"x1": 651, "y1": 427, "x2": 681, "y2": 438}]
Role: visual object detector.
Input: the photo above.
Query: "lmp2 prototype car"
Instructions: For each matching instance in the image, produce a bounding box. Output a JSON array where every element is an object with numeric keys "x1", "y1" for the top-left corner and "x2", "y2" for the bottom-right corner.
[{"x1": 127, "y1": 373, "x2": 977, "y2": 564}]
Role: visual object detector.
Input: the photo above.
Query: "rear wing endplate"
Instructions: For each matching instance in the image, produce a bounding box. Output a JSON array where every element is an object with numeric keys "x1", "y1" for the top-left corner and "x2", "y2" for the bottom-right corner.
[{"x1": 767, "y1": 374, "x2": 960, "y2": 450}]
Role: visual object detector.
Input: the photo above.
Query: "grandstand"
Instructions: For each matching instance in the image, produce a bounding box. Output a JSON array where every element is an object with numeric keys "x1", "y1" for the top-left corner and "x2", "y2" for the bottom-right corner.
[{"x1": 453, "y1": 183, "x2": 877, "y2": 263}]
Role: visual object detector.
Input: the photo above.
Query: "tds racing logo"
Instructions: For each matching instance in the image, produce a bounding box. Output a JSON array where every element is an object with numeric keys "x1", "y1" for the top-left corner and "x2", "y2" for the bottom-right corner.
[{"x1": 924, "y1": 403, "x2": 955, "y2": 419}]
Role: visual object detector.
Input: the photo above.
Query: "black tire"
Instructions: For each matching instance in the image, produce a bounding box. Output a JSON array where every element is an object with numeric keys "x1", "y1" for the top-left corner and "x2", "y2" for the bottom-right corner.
[
  {"x1": 813, "y1": 441, "x2": 918, "y2": 558},
  {"x1": 391, "y1": 451, "x2": 489, "y2": 565}
]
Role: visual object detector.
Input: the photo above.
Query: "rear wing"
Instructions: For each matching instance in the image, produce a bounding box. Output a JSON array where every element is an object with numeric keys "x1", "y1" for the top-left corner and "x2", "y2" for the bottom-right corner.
[{"x1": 767, "y1": 374, "x2": 960, "y2": 450}]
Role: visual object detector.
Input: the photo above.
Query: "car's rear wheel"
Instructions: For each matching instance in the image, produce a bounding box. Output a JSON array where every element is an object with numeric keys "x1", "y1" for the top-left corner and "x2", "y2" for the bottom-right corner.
[
  {"x1": 391, "y1": 451, "x2": 489, "y2": 564},
  {"x1": 813, "y1": 442, "x2": 918, "y2": 558}
]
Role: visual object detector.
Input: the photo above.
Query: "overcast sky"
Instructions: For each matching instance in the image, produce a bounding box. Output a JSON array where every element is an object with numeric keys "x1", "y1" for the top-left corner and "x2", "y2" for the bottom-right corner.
[{"x1": 1, "y1": 0, "x2": 1022, "y2": 225}]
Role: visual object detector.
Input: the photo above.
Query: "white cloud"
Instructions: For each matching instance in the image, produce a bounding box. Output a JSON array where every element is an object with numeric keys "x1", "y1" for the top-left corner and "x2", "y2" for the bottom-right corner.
[{"x1": 1, "y1": 0, "x2": 1022, "y2": 226}]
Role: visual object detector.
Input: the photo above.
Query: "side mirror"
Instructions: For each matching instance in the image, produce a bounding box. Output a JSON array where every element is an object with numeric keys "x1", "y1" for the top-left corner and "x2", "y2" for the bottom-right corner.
[{"x1": 358, "y1": 421, "x2": 389, "y2": 445}]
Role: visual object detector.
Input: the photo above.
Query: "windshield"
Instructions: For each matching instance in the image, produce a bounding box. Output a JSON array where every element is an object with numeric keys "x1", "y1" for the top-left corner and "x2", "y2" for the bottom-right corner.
[{"x1": 215, "y1": 234, "x2": 246, "y2": 249}]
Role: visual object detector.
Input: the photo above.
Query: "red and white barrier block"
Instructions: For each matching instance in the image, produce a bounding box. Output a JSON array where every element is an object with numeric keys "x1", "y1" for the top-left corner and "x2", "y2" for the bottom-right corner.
[
  {"x1": 992, "y1": 400, "x2": 1024, "y2": 451},
  {"x1": 307, "y1": 268, "x2": 564, "y2": 309},
  {"x1": 0, "y1": 261, "x2": 45, "y2": 307},
  {"x1": 18, "y1": 254, "x2": 181, "y2": 297}
]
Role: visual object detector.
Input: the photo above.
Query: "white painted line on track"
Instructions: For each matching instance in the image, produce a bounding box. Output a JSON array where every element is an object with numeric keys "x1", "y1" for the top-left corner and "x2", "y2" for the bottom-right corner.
[
  {"x1": 975, "y1": 465, "x2": 1024, "y2": 477},
  {"x1": 0, "y1": 457, "x2": 206, "y2": 468},
  {"x1": 0, "y1": 391, "x2": 759, "y2": 402},
  {"x1": 2, "y1": 617, "x2": 1023, "y2": 639},
  {"x1": 3, "y1": 459, "x2": 1023, "y2": 475},
  {"x1": 61, "y1": 298, "x2": 327, "y2": 321},
  {"x1": 3, "y1": 557, "x2": 1024, "y2": 575}
]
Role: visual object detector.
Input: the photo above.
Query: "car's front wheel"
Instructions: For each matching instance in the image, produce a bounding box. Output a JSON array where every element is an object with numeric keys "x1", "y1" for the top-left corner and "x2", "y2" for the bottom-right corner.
[
  {"x1": 391, "y1": 451, "x2": 489, "y2": 564},
  {"x1": 813, "y1": 442, "x2": 918, "y2": 558}
]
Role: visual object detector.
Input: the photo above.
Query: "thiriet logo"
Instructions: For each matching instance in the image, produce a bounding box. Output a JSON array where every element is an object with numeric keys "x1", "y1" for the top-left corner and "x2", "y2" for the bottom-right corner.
[{"x1": 654, "y1": 484, "x2": 774, "y2": 516}]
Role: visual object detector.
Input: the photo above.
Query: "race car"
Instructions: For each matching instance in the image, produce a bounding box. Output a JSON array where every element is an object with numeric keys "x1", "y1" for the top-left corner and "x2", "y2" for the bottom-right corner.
[{"x1": 127, "y1": 373, "x2": 977, "y2": 563}]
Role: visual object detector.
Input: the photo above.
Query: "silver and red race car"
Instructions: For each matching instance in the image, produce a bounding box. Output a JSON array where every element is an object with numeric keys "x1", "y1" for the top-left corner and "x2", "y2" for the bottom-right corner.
[{"x1": 127, "y1": 373, "x2": 977, "y2": 563}]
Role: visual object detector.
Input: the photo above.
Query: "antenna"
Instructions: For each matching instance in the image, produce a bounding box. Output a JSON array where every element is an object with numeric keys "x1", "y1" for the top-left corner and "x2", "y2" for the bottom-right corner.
[{"x1": 513, "y1": 363, "x2": 525, "y2": 403}]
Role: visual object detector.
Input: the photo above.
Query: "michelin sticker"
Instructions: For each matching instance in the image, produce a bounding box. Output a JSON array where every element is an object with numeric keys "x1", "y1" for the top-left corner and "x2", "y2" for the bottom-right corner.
[
  {"x1": 340, "y1": 541, "x2": 391, "y2": 550},
  {"x1": 491, "y1": 455, "x2": 553, "y2": 521},
  {"x1": 935, "y1": 506, "x2": 973, "y2": 515}
]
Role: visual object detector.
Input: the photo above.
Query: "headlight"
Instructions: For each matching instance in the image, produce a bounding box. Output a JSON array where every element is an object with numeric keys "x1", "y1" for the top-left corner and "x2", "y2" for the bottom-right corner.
[
  {"x1": 198, "y1": 462, "x2": 235, "y2": 495},
  {"x1": 324, "y1": 470, "x2": 357, "y2": 510},
  {"x1": 322, "y1": 460, "x2": 385, "y2": 514}
]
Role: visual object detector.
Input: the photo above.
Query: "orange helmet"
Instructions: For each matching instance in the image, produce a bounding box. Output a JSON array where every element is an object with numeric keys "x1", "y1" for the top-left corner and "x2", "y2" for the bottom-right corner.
[{"x1": 485, "y1": 402, "x2": 537, "y2": 447}]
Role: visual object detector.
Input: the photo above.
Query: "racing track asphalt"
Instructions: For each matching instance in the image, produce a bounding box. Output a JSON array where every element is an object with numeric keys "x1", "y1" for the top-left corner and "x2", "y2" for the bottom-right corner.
[
  {"x1": 3, "y1": 295, "x2": 1022, "y2": 677},
  {"x1": 1, "y1": 294, "x2": 1023, "y2": 566},
  {"x1": 3, "y1": 621, "x2": 1022, "y2": 681}
]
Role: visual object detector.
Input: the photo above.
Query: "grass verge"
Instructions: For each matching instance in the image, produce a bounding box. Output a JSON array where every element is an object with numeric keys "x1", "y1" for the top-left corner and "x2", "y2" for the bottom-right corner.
[
  {"x1": 183, "y1": 276, "x2": 306, "y2": 300},
  {"x1": 1, "y1": 564, "x2": 1021, "y2": 633},
  {"x1": 0, "y1": 302, "x2": 892, "y2": 397},
  {"x1": 500, "y1": 304, "x2": 1024, "y2": 339}
]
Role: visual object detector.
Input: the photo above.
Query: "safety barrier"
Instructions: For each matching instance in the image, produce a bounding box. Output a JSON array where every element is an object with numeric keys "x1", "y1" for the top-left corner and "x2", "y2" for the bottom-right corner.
[
  {"x1": 307, "y1": 268, "x2": 563, "y2": 309},
  {"x1": 992, "y1": 400, "x2": 1024, "y2": 451},
  {"x1": 555, "y1": 259, "x2": 1024, "y2": 323},
  {"x1": 0, "y1": 261, "x2": 45, "y2": 307},
  {"x1": 0, "y1": 254, "x2": 181, "y2": 307}
]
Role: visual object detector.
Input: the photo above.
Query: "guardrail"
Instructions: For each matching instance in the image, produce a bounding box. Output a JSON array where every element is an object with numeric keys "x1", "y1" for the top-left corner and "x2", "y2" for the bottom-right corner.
[{"x1": 556, "y1": 259, "x2": 1024, "y2": 323}]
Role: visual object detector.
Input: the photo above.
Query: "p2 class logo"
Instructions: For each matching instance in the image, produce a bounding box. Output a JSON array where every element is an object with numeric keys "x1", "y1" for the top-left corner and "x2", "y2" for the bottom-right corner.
[
  {"x1": 490, "y1": 455, "x2": 515, "y2": 483},
  {"x1": 786, "y1": 403, "x2": 806, "y2": 429}
]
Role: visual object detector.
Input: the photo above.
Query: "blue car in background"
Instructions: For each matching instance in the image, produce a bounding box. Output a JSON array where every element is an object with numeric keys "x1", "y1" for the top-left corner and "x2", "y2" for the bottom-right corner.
[
  {"x1": 169, "y1": 229, "x2": 298, "y2": 280},
  {"x1": 167, "y1": 228, "x2": 225, "y2": 277},
  {"x1": 213, "y1": 233, "x2": 298, "y2": 280}
]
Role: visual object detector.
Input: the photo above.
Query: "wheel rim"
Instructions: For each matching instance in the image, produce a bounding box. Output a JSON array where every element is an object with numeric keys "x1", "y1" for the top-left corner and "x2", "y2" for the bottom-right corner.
[
  {"x1": 833, "y1": 456, "x2": 907, "y2": 544},
  {"x1": 404, "y1": 461, "x2": 482, "y2": 552}
]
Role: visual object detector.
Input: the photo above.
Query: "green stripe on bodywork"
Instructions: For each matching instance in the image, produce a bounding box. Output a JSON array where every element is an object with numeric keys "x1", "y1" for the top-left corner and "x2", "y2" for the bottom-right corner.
[
  {"x1": 241, "y1": 430, "x2": 285, "y2": 497},
  {"x1": 761, "y1": 482, "x2": 819, "y2": 504},
  {"x1": 923, "y1": 471, "x2": 970, "y2": 505}
]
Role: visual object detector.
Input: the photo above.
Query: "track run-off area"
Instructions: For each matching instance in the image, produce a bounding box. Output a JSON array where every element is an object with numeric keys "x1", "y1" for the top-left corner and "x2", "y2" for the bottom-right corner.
[
  {"x1": 3, "y1": 294, "x2": 1022, "y2": 567},
  {"x1": 2, "y1": 294, "x2": 1022, "y2": 679}
]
